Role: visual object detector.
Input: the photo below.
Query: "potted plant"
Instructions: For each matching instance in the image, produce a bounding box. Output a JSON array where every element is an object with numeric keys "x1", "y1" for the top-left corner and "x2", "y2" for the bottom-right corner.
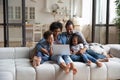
[{"x1": 114, "y1": 0, "x2": 120, "y2": 43}]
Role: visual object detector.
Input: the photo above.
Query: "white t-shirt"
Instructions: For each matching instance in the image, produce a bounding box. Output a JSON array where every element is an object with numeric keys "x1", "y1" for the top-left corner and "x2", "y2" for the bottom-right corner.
[{"x1": 71, "y1": 43, "x2": 84, "y2": 52}]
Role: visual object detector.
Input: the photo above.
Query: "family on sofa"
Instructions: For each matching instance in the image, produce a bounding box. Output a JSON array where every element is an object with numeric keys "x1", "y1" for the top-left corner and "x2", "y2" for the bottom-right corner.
[{"x1": 31, "y1": 20, "x2": 111, "y2": 75}]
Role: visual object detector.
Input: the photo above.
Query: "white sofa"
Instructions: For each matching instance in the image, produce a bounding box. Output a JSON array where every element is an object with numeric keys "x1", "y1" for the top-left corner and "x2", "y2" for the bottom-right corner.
[{"x1": 0, "y1": 44, "x2": 120, "y2": 80}]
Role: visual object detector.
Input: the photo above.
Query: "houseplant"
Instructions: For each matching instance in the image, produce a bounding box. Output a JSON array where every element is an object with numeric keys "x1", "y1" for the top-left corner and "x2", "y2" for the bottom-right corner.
[{"x1": 115, "y1": 0, "x2": 120, "y2": 43}]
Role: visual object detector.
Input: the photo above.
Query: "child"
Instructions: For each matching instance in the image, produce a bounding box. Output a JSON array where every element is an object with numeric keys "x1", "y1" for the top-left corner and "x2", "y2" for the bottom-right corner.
[
  {"x1": 32, "y1": 31, "x2": 54, "y2": 67},
  {"x1": 70, "y1": 33, "x2": 102, "y2": 67}
]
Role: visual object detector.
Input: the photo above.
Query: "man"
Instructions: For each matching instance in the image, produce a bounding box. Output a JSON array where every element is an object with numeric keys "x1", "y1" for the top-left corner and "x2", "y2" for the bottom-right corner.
[{"x1": 60, "y1": 20, "x2": 108, "y2": 62}]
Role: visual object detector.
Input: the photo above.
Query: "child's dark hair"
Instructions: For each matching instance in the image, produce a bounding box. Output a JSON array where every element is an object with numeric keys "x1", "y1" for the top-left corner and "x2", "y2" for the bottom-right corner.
[
  {"x1": 43, "y1": 31, "x2": 53, "y2": 39},
  {"x1": 69, "y1": 33, "x2": 83, "y2": 47}
]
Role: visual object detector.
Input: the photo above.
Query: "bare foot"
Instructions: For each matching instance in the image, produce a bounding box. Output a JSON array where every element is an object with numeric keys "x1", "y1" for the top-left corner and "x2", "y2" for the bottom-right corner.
[
  {"x1": 66, "y1": 64, "x2": 71, "y2": 69},
  {"x1": 98, "y1": 58, "x2": 109, "y2": 62},
  {"x1": 86, "y1": 60, "x2": 92, "y2": 66},
  {"x1": 72, "y1": 67, "x2": 77, "y2": 75},
  {"x1": 108, "y1": 54, "x2": 114, "y2": 58},
  {"x1": 36, "y1": 57, "x2": 41, "y2": 66},
  {"x1": 60, "y1": 62, "x2": 70, "y2": 74},
  {"x1": 96, "y1": 61, "x2": 102, "y2": 67},
  {"x1": 32, "y1": 56, "x2": 41, "y2": 67},
  {"x1": 32, "y1": 59, "x2": 37, "y2": 67},
  {"x1": 70, "y1": 63, "x2": 77, "y2": 75}
]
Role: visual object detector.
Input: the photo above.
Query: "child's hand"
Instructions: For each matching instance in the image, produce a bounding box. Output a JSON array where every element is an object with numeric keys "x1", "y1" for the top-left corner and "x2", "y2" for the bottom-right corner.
[
  {"x1": 47, "y1": 36, "x2": 54, "y2": 45},
  {"x1": 79, "y1": 48, "x2": 86, "y2": 54},
  {"x1": 41, "y1": 48, "x2": 49, "y2": 54}
]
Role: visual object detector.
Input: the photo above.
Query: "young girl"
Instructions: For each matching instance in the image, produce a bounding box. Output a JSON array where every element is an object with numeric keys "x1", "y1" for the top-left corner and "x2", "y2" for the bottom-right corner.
[{"x1": 70, "y1": 33, "x2": 102, "y2": 67}]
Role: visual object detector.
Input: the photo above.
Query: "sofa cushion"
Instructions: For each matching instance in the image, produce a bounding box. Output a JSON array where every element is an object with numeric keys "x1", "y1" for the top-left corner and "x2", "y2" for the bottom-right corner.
[
  {"x1": 90, "y1": 63, "x2": 107, "y2": 80},
  {"x1": 15, "y1": 59, "x2": 36, "y2": 80},
  {"x1": 53, "y1": 63, "x2": 72, "y2": 80},
  {"x1": 109, "y1": 57, "x2": 120, "y2": 63},
  {"x1": 104, "y1": 61, "x2": 120, "y2": 79},
  {"x1": 73, "y1": 62, "x2": 90, "y2": 80},
  {"x1": 14, "y1": 47, "x2": 30, "y2": 59},
  {"x1": 0, "y1": 48, "x2": 14, "y2": 59},
  {"x1": 0, "y1": 59, "x2": 15, "y2": 80},
  {"x1": 35, "y1": 61, "x2": 55, "y2": 80},
  {"x1": 89, "y1": 43, "x2": 110, "y2": 56},
  {"x1": 109, "y1": 48, "x2": 120, "y2": 58},
  {"x1": 0, "y1": 72, "x2": 13, "y2": 80}
]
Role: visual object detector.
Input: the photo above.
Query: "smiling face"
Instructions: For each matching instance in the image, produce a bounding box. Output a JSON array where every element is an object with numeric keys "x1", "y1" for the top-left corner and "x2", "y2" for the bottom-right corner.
[
  {"x1": 53, "y1": 28, "x2": 61, "y2": 37},
  {"x1": 66, "y1": 24, "x2": 74, "y2": 35},
  {"x1": 72, "y1": 36, "x2": 78, "y2": 46}
]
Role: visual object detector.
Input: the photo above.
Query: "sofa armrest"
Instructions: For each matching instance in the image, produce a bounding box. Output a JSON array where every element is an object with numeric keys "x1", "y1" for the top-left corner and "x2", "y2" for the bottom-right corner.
[{"x1": 107, "y1": 44, "x2": 120, "y2": 58}]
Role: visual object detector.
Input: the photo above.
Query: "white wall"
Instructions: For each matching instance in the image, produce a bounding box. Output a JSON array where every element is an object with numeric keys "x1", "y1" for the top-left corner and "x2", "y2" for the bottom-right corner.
[{"x1": 33, "y1": 0, "x2": 72, "y2": 24}]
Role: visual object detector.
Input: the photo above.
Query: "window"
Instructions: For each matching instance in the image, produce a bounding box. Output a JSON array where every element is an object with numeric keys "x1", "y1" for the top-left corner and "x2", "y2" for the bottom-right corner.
[
  {"x1": 25, "y1": 7, "x2": 28, "y2": 20},
  {"x1": 15, "y1": 6, "x2": 21, "y2": 19},
  {"x1": 29, "y1": 7, "x2": 35, "y2": 19},
  {"x1": 8, "y1": 6, "x2": 13, "y2": 20},
  {"x1": 92, "y1": 0, "x2": 118, "y2": 44}
]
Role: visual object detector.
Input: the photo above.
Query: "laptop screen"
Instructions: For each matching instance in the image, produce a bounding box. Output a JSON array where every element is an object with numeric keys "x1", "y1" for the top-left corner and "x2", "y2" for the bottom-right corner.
[{"x1": 52, "y1": 44, "x2": 71, "y2": 55}]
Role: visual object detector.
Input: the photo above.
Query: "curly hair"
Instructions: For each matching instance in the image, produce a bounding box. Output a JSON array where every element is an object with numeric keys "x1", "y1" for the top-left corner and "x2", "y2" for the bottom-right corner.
[
  {"x1": 69, "y1": 33, "x2": 83, "y2": 47},
  {"x1": 49, "y1": 21, "x2": 63, "y2": 32},
  {"x1": 43, "y1": 31, "x2": 53, "y2": 39}
]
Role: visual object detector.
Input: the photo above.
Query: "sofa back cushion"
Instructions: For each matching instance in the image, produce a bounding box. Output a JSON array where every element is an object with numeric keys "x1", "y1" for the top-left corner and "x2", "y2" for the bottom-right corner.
[
  {"x1": 14, "y1": 47, "x2": 30, "y2": 59},
  {"x1": 0, "y1": 47, "x2": 15, "y2": 59},
  {"x1": 108, "y1": 44, "x2": 120, "y2": 58}
]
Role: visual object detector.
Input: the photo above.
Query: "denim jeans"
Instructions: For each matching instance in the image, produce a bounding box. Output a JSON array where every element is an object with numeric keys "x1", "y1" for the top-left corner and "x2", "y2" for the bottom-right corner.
[
  {"x1": 70, "y1": 54, "x2": 83, "y2": 62},
  {"x1": 70, "y1": 49, "x2": 106, "y2": 62},
  {"x1": 82, "y1": 52, "x2": 97, "y2": 63},
  {"x1": 86, "y1": 49, "x2": 106, "y2": 59},
  {"x1": 51, "y1": 55, "x2": 73, "y2": 64},
  {"x1": 37, "y1": 52, "x2": 50, "y2": 64}
]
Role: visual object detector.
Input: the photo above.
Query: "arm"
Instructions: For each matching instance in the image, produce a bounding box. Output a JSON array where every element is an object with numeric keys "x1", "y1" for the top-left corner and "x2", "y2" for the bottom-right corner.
[
  {"x1": 36, "y1": 40, "x2": 49, "y2": 55},
  {"x1": 49, "y1": 46, "x2": 53, "y2": 56},
  {"x1": 71, "y1": 46, "x2": 81, "y2": 55},
  {"x1": 40, "y1": 48, "x2": 49, "y2": 55},
  {"x1": 48, "y1": 38, "x2": 54, "y2": 56},
  {"x1": 70, "y1": 49, "x2": 77, "y2": 54},
  {"x1": 75, "y1": 32, "x2": 89, "y2": 48},
  {"x1": 78, "y1": 47, "x2": 87, "y2": 54}
]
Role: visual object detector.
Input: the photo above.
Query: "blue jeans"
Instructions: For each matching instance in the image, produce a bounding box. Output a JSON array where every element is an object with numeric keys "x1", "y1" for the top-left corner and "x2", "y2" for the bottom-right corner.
[
  {"x1": 37, "y1": 52, "x2": 50, "y2": 64},
  {"x1": 82, "y1": 52, "x2": 97, "y2": 63},
  {"x1": 70, "y1": 54, "x2": 83, "y2": 62},
  {"x1": 86, "y1": 49, "x2": 106, "y2": 59},
  {"x1": 51, "y1": 55, "x2": 73, "y2": 64}
]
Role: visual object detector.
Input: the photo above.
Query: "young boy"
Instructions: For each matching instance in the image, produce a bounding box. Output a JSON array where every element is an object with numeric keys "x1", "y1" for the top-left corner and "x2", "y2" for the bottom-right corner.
[{"x1": 32, "y1": 31, "x2": 54, "y2": 67}]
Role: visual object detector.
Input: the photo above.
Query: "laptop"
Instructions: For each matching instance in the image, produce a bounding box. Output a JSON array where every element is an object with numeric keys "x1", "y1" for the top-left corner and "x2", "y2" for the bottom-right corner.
[{"x1": 52, "y1": 44, "x2": 71, "y2": 55}]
